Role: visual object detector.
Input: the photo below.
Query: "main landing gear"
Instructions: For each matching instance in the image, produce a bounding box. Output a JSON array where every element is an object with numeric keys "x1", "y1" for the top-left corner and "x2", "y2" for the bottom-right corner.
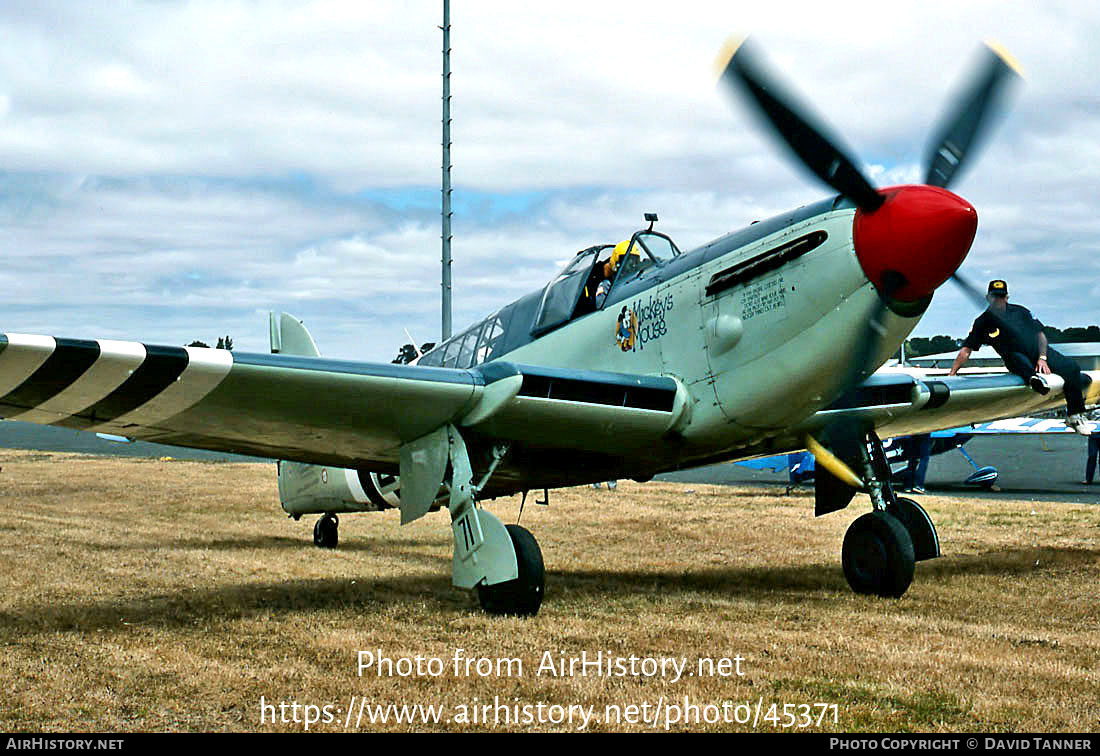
[
  {"x1": 400, "y1": 425, "x2": 544, "y2": 616},
  {"x1": 450, "y1": 436, "x2": 544, "y2": 617},
  {"x1": 820, "y1": 432, "x2": 940, "y2": 598}
]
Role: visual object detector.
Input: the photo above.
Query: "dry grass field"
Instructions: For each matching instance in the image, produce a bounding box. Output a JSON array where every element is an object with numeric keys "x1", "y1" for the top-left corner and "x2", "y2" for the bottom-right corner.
[{"x1": 0, "y1": 450, "x2": 1097, "y2": 733}]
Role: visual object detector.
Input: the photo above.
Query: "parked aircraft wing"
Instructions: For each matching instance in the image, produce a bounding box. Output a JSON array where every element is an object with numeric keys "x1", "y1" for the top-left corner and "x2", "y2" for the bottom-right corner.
[
  {"x1": 932, "y1": 417, "x2": 1097, "y2": 435},
  {"x1": 0, "y1": 333, "x2": 685, "y2": 470}
]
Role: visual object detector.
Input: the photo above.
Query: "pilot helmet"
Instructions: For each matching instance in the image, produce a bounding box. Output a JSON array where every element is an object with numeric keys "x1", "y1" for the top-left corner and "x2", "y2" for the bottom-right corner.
[{"x1": 610, "y1": 240, "x2": 638, "y2": 269}]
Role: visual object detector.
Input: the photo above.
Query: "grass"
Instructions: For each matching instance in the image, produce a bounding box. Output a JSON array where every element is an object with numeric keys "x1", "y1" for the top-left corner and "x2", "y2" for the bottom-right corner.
[{"x1": 0, "y1": 450, "x2": 1097, "y2": 732}]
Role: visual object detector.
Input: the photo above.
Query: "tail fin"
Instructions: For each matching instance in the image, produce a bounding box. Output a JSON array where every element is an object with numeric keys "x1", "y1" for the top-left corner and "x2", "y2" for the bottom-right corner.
[
  {"x1": 269, "y1": 312, "x2": 320, "y2": 357},
  {"x1": 267, "y1": 311, "x2": 418, "y2": 519}
]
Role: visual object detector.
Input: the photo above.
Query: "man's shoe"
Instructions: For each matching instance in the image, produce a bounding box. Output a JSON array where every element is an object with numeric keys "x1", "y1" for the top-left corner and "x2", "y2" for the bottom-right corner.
[
  {"x1": 1066, "y1": 414, "x2": 1091, "y2": 435},
  {"x1": 1029, "y1": 374, "x2": 1051, "y2": 395},
  {"x1": 911, "y1": 486, "x2": 926, "y2": 494}
]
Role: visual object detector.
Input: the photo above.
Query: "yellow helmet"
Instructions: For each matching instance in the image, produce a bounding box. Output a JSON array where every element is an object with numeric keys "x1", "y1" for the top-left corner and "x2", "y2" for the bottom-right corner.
[{"x1": 610, "y1": 239, "x2": 637, "y2": 268}]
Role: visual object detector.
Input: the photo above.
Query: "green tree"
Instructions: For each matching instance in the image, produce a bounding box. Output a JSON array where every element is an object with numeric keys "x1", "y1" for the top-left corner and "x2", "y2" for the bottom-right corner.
[
  {"x1": 901, "y1": 323, "x2": 1099, "y2": 360},
  {"x1": 904, "y1": 335, "x2": 961, "y2": 358},
  {"x1": 188, "y1": 336, "x2": 233, "y2": 350}
]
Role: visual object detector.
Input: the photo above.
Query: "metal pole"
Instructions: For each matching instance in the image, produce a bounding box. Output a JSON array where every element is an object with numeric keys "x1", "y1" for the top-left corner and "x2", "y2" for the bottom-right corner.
[{"x1": 441, "y1": 0, "x2": 453, "y2": 341}]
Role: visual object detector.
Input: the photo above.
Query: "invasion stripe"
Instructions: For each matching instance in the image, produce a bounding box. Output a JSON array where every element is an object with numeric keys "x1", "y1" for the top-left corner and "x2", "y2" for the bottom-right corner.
[
  {"x1": 0, "y1": 334, "x2": 57, "y2": 405},
  {"x1": 57, "y1": 344, "x2": 190, "y2": 430},
  {"x1": 11, "y1": 340, "x2": 147, "y2": 425},
  {"x1": 87, "y1": 345, "x2": 233, "y2": 432},
  {"x1": 0, "y1": 338, "x2": 100, "y2": 413},
  {"x1": 344, "y1": 468, "x2": 370, "y2": 505}
]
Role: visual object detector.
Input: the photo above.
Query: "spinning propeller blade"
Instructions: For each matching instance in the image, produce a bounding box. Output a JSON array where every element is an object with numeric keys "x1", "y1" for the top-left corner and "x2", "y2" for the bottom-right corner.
[
  {"x1": 924, "y1": 42, "x2": 1024, "y2": 189},
  {"x1": 716, "y1": 38, "x2": 884, "y2": 212},
  {"x1": 951, "y1": 270, "x2": 991, "y2": 310}
]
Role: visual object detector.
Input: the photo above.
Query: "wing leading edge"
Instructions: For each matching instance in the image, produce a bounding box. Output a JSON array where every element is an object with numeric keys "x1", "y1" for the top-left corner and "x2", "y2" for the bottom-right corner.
[
  {"x1": 0, "y1": 333, "x2": 686, "y2": 471},
  {"x1": 795, "y1": 369, "x2": 1099, "y2": 443}
]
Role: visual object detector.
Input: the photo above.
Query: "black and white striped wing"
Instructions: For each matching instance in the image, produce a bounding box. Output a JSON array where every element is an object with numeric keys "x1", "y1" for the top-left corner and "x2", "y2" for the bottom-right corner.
[
  {"x1": 0, "y1": 333, "x2": 687, "y2": 471},
  {"x1": 0, "y1": 336, "x2": 233, "y2": 432},
  {"x1": 0, "y1": 333, "x2": 478, "y2": 467}
]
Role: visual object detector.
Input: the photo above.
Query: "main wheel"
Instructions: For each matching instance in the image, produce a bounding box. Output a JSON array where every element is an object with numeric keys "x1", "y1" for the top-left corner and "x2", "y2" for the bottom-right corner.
[
  {"x1": 842, "y1": 511, "x2": 915, "y2": 598},
  {"x1": 477, "y1": 524, "x2": 545, "y2": 617},
  {"x1": 313, "y1": 513, "x2": 339, "y2": 548}
]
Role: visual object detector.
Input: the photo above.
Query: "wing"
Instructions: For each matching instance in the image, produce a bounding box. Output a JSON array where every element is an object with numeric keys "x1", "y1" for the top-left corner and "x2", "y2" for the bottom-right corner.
[
  {"x1": 794, "y1": 369, "x2": 1099, "y2": 442},
  {"x1": 734, "y1": 452, "x2": 813, "y2": 474},
  {"x1": 932, "y1": 418, "x2": 1091, "y2": 436},
  {"x1": 0, "y1": 333, "x2": 688, "y2": 471}
]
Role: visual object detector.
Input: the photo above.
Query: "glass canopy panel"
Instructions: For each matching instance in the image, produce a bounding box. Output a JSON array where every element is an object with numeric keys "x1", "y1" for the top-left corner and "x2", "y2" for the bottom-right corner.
[
  {"x1": 531, "y1": 248, "x2": 603, "y2": 335},
  {"x1": 635, "y1": 232, "x2": 679, "y2": 264}
]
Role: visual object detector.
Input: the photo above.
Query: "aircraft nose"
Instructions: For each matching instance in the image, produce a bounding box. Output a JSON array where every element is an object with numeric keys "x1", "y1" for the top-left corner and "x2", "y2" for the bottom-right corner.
[{"x1": 852, "y1": 184, "x2": 978, "y2": 302}]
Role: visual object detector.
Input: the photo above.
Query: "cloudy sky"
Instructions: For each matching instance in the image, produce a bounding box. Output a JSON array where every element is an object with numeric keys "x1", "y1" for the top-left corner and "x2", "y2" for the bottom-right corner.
[{"x1": 0, "y1": 1, "x2": 1097, "y2": 361}]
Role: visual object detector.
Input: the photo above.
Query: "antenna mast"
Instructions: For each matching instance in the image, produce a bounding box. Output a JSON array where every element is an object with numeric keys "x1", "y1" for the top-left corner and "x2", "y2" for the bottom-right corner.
[{"x1": 440, "y1": 0, "x2": 453, "y2": 341}]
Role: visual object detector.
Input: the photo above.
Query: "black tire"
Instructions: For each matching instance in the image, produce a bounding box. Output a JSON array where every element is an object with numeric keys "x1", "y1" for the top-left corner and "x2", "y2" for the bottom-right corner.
[
  {"x1": 313, "y1": 514, "x2": 339, "y2": 549},
  {"x1": 477, "y1": 524, "x2": 545, "y2": 617},
  {"x1": 842, "y1": 511, "x2": 915, "y2": 598}
]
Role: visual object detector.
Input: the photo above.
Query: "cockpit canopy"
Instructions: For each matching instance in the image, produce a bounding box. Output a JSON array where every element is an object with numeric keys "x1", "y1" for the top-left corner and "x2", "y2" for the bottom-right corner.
[
  {"x1": 531, "y1": 229, "x2": 681, "y2": 335},
  {"x1": 417, "y1": 225, "x2": 681, "y2": 369}
]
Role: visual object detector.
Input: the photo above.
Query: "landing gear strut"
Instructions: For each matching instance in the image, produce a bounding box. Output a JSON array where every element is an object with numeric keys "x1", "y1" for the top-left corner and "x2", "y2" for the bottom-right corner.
[
  {"x1": 833, "y1": 432, "x2": 940, "y2": 598},
  {"x1": 313, "y1": 512, "x2": 338, "y2": 548},
  {"x1": 399, "y1": 426, "x2": 544, "y2": 616},
  {"x1": 447, "y1": 433, "x2": 544, "y2": 617}
]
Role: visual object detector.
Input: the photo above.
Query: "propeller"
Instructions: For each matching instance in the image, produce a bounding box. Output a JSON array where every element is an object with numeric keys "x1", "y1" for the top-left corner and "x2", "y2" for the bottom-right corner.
[
  {"x1": 716, "y1": 37, "x2": 1021, "y2": 218},
  {"x1": 925, "y1": 42, "x2": 1024, "y2": 189},
  {"x1": 716, "y1": 38, "x2": 883, "y2": 212},
  {"x1": 715, "y1": 38, "x2": 1023, "y2": 487},
  {"x1": 951, "y1": 269, "x2": 993, "y2": 310}
]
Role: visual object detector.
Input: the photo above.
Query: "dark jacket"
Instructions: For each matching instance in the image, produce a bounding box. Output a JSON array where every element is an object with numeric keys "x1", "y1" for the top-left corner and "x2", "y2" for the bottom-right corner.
[{"x1": 962, "y1": 304, "x2": 1044, "y2": 361}]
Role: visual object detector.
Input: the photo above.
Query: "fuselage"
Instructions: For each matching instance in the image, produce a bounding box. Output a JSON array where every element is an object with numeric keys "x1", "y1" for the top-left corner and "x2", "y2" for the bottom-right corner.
[
  {"x1": 416, "y1": 195, "x2": 930, "y2": 483},
  {"x1": 279, "y1": 184, "x2": 980, "y2": 509}
]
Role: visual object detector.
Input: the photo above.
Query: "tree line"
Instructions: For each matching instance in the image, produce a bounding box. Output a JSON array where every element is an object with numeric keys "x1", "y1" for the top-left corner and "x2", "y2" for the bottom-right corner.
[
  {"x1": 904, "y1": 325, "x2": 1100, "y2": 358},
  {"x1": 187, "y1": 336, "x2": 234, "y2": 350}
]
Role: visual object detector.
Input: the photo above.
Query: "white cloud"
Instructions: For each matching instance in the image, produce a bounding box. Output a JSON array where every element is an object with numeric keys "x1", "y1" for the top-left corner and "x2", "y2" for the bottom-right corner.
[{"x1": 0, "y1": 1, "x2": 1097, "y2": 359}]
